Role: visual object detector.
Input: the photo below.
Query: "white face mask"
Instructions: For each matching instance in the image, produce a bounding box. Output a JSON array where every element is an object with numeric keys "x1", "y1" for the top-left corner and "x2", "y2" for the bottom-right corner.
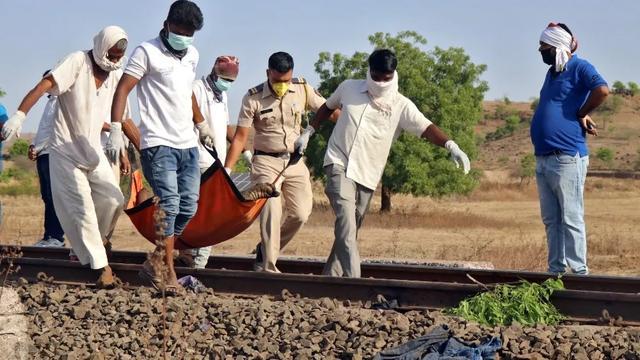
[
  {"x1": 366, "y1": 70, "x2": 398, "y2": 98},
  {"x1": 366, "y1": 70, "x2": 399, "y2": 113},
  {"x1": 93, "y1": 52, "x2": 125, "y2": 72},
  {"x1": 92, "y1": 26, "x2": 128, "y2": 72}
]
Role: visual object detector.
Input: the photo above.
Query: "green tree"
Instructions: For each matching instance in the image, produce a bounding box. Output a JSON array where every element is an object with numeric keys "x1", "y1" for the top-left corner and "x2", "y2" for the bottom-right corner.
[
  {"x1": 307, "y1": 31, "x2": 487, "y2": 211},
  {"x1": 612, "y1": 81, "x2": 626, "y2": 94},
  {"x1": 627, "y1": 81, "x2": 639, "y2": 96},
  {"x1": 9, "y1": 139, "x2": 29, "y2": 157},
  {"x1": 0, "y1": 87, "x2": 5, "y2": 98}
]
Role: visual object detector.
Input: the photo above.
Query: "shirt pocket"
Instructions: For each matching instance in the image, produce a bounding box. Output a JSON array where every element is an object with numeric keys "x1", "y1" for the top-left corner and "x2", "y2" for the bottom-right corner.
[
  {"x1": 550, "y1": 78, "x2": 575, "y2": 101},
  {"x1": 365, "y1": 111, "x2": 392, "y2": 140}
]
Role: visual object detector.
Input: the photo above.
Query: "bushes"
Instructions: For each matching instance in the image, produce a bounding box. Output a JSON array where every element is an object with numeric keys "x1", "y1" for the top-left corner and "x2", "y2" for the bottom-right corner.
[
  {"x1": 9, "y1": 139, "x2": 29, "y2": 157},
  {"x1": 595, "y1": 147, "x2": 614, "y2": 165}
]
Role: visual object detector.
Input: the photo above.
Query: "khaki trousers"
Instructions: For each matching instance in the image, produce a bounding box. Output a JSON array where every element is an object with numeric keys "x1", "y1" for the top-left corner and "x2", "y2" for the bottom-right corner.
[
  {"x1": 50, "y1": 151, "x2": 124, "y2": 269},
  {"x1": 251, "y1": 154, "x2": 313, "y2": 272},
  {"x1": 322, "y1": 164, "x2": 374, "y2": 278}
]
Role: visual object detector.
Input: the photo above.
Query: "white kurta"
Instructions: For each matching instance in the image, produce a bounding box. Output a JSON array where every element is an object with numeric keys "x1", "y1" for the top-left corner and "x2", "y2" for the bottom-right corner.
[
  {"x1": 192, "y1": 77, "x2": 230, "y2": 168},
  {"x1": 46, "y1": 50, "x2": 125, "y2": 269}
]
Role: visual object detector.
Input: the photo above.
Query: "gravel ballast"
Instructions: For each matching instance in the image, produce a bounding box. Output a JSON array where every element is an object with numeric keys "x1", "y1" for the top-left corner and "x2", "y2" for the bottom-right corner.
[{"x1": 9, "y1": 281, "x2": 640, "y2": 359}]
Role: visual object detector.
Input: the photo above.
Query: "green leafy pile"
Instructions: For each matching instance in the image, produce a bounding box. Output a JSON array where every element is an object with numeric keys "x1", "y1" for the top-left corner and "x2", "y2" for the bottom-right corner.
[{"x1": 446, "y1": 278, "x2": 565, "y2": 326}]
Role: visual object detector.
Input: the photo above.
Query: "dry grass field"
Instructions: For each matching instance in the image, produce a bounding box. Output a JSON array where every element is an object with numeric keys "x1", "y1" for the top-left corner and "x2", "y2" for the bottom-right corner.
[{"x1": 1, "y1": 172, "x2": 638, "y2": 276}]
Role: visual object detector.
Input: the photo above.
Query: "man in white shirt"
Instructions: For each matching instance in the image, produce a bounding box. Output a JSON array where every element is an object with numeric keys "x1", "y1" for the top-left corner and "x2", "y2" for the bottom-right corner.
[
  {"x1": 187, "y1": 55, "x2": 251, "y2": 269},
  {"x1": 110, "y1": 0, "x2": 214, "y2": 290},
  {"x1": 301, "y1": 49, "x2": 471, "y2": 277},
  {"x1": 1, "y1": 26, "x2": 132, "y2": 288},
  {"x1": 28, "y1": 91, "x2": 65, "y2": 248}
]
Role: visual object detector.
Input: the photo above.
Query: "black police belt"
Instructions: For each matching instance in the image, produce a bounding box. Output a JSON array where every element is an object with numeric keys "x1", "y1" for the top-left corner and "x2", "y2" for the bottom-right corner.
[{"x1": 254, "y1": 149, "x2": 291, "y2": 159}]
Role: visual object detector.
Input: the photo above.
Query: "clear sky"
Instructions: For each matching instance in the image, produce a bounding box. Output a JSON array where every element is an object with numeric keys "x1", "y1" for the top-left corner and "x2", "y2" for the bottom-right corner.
[{"x1": 1, "y1": 0, "x2": 638, "y2": 131}]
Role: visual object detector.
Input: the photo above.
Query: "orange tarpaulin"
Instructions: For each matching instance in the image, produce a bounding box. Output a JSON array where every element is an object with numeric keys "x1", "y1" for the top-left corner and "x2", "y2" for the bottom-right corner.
[{"x1": 125, "y1": 158, "x2": 268, "y2": 250}]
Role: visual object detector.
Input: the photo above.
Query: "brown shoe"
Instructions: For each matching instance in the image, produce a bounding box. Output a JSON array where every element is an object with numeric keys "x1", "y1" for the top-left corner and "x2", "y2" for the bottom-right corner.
[
  {"x1": 95, "y1": 266, "x2": 116, "y2": 289},
  {"x1": 174, "y1": 250, "x2": 195, "y2": 268}
]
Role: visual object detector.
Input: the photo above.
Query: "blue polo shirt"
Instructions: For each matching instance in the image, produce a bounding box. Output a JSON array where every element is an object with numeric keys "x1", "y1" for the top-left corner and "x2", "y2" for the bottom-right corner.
[
  {"x1": 0, "y1": 104, "x2": 7, "y2": 172},
  {"x1": 530, "y1": 55, "x2": 607, "y2": 156}
]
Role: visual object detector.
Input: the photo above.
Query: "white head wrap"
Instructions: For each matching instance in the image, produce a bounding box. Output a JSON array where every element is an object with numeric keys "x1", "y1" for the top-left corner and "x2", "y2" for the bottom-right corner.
[
  {"x1": 539, "y1": 25, "x2": 573, "y2": 72},
  {"x1": 92, "y1": 26, "x2": 128, "y2": 72},
  {"x1": 366, "y1": 70, "x2": 399, "y2": 114}
]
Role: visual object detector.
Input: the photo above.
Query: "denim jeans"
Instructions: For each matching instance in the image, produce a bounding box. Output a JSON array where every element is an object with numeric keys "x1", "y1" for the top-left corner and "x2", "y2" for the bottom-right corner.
[
  {"x1": 36, "y1": 154, "x2": 65, "y2": 241},
  {"x1": 141, "y1": 146, "x2": 200, "y2": 237},
  {"x1": 535, "y1": 153, "x2": 589, "y2": 274}
]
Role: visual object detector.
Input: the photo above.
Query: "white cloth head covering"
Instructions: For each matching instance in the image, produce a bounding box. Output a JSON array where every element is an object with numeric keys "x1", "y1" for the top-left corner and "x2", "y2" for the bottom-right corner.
[
  {"x1": 92, "y1": 25, "x2": 128, "y2": 72},
  {"x1": 366, "y1": 70, "x2": 399, "y2": 114},
  {"x1": 539, "y1": 24, "x2": 574, "y2": 72}
]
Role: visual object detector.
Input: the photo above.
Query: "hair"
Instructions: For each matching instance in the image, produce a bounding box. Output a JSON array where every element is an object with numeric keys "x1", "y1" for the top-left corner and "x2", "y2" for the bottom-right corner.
[
  {"x1": 114, "y1": 38, "x2": 128, "y2": 50},
  {"x1": 368, "y1": 49, "x2": 397, "y2": 73},
  {"x1": 167, "y1": 0, "x2": 203, "y2": 31},
  {"x1": 268, "y1": 52, "x2": 294, "y2": 73}
]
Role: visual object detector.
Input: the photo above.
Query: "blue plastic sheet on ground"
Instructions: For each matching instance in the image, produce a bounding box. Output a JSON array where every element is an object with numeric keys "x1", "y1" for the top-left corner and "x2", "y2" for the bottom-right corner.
[
  {"x1": 177, "y1": 275, "x2": 206, "y2": 293},
  {"x1": 373, "y1": 325, "x2": 502, "y2": 360}
]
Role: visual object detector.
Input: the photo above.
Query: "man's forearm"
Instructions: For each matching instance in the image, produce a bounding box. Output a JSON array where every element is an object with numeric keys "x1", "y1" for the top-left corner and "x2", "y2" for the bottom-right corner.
[
  {"x1": 123, "y1": 118, "x2": 141, "y2": 151},
  {"x1": 578, "y1": 86, "x2": 609, "y2": 118},
  {"x1": 309, "y1": 103, "x2": 335, "y2": 130},
  {"x1": 17, "y1": 78, "x2": 55, "y2": 115},
  {"x1": 224, "y1": 127, "x2": 250, "y2": 169},
  {"x1": 421, "y1": 124, "x2": 449, "y2": 147}
]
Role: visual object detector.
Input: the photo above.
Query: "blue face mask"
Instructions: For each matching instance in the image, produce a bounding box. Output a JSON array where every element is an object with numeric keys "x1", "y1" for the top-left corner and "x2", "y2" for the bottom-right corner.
[
  {"x1": 167, "y1": 31, "x2": 193, "y2": 51},
  {"x1": 214, "y1": 77, "x2": 232, "y2": 92}
]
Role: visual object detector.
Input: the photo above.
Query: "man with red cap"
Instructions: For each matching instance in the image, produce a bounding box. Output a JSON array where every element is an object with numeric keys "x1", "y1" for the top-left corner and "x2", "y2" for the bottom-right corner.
[{"x1": 189, "y1": 55, "x2": 250, "y2": 268}]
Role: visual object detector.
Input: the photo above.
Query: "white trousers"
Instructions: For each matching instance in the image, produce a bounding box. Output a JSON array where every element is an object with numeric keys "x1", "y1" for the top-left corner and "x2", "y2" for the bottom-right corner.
[{"x1": 50, "y1": 151, "x2": 124, "y2": 269}]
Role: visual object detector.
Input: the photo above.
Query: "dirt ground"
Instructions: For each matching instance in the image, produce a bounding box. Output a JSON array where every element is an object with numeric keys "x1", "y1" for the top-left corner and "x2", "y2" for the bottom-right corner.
[{"x1": 1, "y1": 174, "x2": 638, "y2": 276}]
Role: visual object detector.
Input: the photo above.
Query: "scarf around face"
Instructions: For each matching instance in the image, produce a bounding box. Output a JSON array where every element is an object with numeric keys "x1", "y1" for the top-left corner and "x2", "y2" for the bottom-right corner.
[{"x1": 539, "y1": 25, "x2": 574, "y2": 72}]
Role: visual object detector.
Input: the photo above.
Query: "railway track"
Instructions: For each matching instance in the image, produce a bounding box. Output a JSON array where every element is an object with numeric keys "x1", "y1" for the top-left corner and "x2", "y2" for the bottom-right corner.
[
  {"x1": 17, "y1": 246, "x2": 640, "y2": 293},
  {"x1": 5, "y1": 246, "x2": 640, "y2": 325}
]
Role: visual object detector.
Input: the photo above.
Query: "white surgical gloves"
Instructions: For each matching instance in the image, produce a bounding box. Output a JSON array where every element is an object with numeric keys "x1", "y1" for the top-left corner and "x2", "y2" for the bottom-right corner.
[
  {"x1": 294, "y1": 125, "x2": 315, "y2": 154},
  {"x1": 1, "y1": 111, "x2": 26, "y2": 141},
  {"x1": 445, "y1": 140, "x2": 471, "y2": 174},
  {"x1": 196, "y1": 121, "x2": 215, "y2": 148}
]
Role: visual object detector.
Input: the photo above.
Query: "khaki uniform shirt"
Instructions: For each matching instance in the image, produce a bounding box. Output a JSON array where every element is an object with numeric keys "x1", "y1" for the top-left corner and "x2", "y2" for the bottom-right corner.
[{"x1": 237, "y1": 78, "x2": 325, "y2": 153}]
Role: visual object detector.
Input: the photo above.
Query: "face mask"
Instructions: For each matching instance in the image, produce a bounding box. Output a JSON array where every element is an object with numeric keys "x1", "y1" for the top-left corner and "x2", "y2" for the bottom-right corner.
[
  {"x1": 214, "y1": 77, "x2": 232, "y2": 92},
  {"x1": 93, "y1": 52, "x2": 124, "y2": 72},
  {"x1": 167, "y1": 31, "x2": 193, "y2": 51},
  {"x1": 366, "y1": 70, "x2": 398, "y2": 98},
  {"x1": 271, "y1": 82, "x2": 289, "y2": 98},
  {"x1": 540, "y1": 48, "x2": 555, "y2": 66}
]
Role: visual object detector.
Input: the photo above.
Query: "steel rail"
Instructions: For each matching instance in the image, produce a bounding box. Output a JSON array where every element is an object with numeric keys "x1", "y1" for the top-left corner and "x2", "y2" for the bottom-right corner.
[
  {"x1": 8, "y1": 257, "x2": 640, "y2": 325},
  {"x1": 15, "y1": 246, "x2": 640, "y2": 294}
]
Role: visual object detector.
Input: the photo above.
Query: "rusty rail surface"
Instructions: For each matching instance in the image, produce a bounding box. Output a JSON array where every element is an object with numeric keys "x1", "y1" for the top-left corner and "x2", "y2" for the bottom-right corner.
[
  {"x1": 16, "y1": 246, "x2": 640, "y2": 294},
  {"x1": 7, "y1": 256, "x2": 640, "y2": 325}
]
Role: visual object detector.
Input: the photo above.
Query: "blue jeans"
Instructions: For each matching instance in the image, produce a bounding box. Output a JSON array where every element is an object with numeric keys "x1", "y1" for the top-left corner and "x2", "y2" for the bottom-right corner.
[
  {"x1": 535, "y1": 153, "x2": 589, "y2": 274},
  {"x1": 141, "y1": 146, "x2": 200, "y2": 238},
  {"x1": 36, "y1": 154, "x2": 65, "y2": 241}
]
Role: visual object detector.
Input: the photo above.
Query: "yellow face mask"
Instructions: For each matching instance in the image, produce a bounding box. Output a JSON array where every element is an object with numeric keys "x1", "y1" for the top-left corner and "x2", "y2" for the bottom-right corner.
[{"x1": 271, "y1": 81, "x2": 289, "y2": 98}]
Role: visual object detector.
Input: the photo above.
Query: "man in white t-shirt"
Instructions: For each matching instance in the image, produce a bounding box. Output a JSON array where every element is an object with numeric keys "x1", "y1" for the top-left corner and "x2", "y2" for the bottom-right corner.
[
  {"x1": 301, "y1": 49, "x2": 471, "y2": 278},
  {"x1": 187, "y1": 55, "x2": 251, "y2": 269},
  {"x1": 110, "y1": 0, "x2": 214, "y2": 290},
  {"x1": 1, "y1": 26, "x2": 132, "y2": 288}
]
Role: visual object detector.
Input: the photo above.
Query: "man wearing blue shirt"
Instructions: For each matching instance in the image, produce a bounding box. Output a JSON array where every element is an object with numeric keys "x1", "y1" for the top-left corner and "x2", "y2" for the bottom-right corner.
[
  {"x1": 0, "y1": 103, "x2": 7, "y2": 173},
  {"x1": 530, "y1": 23, "x2": 609, "y2": 275}
]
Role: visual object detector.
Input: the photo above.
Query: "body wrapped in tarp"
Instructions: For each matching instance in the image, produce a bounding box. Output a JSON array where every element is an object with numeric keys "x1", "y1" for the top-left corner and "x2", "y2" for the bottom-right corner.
[{"x1": 124, "y1": 152, "x2": 268, "y2": 250}]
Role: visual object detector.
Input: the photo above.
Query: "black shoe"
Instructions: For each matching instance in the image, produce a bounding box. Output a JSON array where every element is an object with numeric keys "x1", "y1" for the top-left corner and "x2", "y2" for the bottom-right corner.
[{"x1": 254, "y1": 243, "x2": 263, "y2": 265}]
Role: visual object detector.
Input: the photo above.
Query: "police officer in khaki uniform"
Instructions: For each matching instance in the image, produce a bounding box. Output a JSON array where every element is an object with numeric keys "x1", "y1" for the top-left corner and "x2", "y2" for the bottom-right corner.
[{"x1": 225, "y1": 52, "x2": 326, "y2": 272}]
